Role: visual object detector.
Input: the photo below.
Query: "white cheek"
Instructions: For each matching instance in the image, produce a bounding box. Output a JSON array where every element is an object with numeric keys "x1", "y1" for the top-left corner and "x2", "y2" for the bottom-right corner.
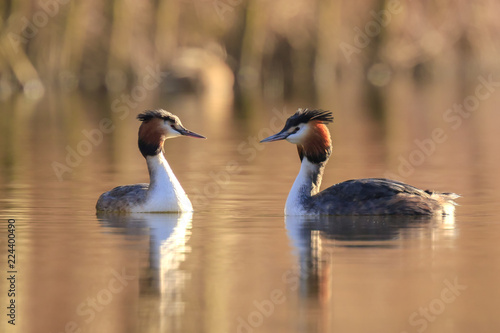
[
  {"x1": 286, "y1": 127, "x2": 309, "y2": 144},
  {"x1": 163, "y1": 124, "x2": 181, "y2": 138}
]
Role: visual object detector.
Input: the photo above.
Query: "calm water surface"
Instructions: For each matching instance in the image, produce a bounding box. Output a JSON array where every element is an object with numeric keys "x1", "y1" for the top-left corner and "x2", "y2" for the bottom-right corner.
[{"x1": 1, "y1": 90, "x2": 500, "y2": 333}]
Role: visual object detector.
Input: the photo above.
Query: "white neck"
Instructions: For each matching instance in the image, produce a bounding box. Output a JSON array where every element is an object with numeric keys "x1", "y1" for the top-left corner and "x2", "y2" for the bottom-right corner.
[
  {"x1": 140, "y1": 153, "x2": 193, "y2": 212},
  {"x1": 285, "y1": 158, "x2": 324, "y2": 215}
]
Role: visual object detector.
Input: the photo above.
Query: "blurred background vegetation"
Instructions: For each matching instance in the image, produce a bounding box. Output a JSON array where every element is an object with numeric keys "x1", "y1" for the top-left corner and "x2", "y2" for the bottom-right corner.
[{"x1": 1, "y1": 0, "x2": 500, "y2": 107}]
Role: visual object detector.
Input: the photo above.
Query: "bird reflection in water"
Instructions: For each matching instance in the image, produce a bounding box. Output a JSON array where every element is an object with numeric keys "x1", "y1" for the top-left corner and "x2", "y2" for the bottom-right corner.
[
  {"x1": 284, "y1": 214, "x2": 457, "y2": 330},
  {"x1": 97, "y1": 212, "x2": 192, "y2": 331}
]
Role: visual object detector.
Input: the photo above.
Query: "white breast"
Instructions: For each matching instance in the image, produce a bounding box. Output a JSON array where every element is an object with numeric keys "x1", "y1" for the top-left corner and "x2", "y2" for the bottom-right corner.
[
  {"x1": 285, "y1": 159, "x2": 318, "y2": 216},
  {"x1": 134, "y1": 154, "x2": 193, "y2": 213}
]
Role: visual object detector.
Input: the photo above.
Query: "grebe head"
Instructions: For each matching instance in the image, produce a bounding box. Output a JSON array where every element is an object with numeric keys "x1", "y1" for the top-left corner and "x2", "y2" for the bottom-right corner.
[
  {"x1": 261, "y1": 108, "x2": 333, "y2": 163},
  {"x1": 137, "y1": 109, "x2": 206, "y2": 157}
]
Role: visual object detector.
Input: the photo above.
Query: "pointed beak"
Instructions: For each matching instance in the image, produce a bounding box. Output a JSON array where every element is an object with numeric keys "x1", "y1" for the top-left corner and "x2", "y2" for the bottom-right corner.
[
  {"x1": 177, "y1": 126, "x2": 206, "y2": 139},
  {"x1": 260, "y1": 130, "x2": 289, "y2": 143}
]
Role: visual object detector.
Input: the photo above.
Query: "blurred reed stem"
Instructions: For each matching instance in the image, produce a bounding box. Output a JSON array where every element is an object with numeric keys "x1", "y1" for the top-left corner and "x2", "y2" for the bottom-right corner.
[{"x1": 0, "y1": 0, "x2": 498, "y2": 103}]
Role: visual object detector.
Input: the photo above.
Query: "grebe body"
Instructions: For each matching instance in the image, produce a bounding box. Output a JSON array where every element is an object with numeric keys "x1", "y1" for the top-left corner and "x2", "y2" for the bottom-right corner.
[
  {"x1": 261, "y1": 109, "x2": 458, "y2": 216},
  {"x1": 96, "y1": 110, "x2": 205, "y2": 213}
]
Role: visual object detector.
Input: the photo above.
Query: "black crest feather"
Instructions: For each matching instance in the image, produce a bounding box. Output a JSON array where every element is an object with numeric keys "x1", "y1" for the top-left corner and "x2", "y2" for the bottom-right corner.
[
  {"x1": 284, "y1": 108, "x2": 333, "y2": 129},
  {"x1": 137, "y1": 109, "x2": 179, "y2": 123}
]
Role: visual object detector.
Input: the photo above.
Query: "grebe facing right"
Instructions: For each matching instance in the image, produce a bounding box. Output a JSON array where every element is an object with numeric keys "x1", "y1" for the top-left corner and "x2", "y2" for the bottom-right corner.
[
  {"x1": 261, "y1": 108, "x2": 459, "y2": 216},
  {"x1": 96, "y1": 109, "x2": 205, "y2": 213}
]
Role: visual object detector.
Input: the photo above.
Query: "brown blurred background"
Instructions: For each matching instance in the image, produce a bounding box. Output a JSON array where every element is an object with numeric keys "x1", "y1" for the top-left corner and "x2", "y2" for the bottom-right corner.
[{"x1": 1, "y1": 0, "x2": 500, "y2": 105}]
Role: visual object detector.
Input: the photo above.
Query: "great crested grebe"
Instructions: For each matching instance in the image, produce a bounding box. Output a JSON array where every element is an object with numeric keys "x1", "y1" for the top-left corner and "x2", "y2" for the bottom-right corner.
[
  {"x1": 96, "y1": 109, "x2": 205, "y2": 213},
  {"x1": 261, "y1": 108, "x2": 459, "y2": 216}
]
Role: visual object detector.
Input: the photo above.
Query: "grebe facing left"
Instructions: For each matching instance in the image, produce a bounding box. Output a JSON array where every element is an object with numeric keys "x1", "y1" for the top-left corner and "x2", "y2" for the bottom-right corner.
[
  {"x1": 96, "y1": 109, "x2": 205, "y2": 213},
  {"x1": 261, "y1": 108, "x2": 459, "y2": 216}
]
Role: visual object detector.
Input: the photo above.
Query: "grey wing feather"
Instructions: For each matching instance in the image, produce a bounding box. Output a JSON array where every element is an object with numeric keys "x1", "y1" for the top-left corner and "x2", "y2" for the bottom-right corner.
[
  {"x1": 311, "y1": 178, "x2": 455, "y2": 215},
  {"x1": 96, "y1": 184, "x2": 149, "y2": 212},
  {"x1": 326, "y1": 178, "x2": 428, "y2": 200}
]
